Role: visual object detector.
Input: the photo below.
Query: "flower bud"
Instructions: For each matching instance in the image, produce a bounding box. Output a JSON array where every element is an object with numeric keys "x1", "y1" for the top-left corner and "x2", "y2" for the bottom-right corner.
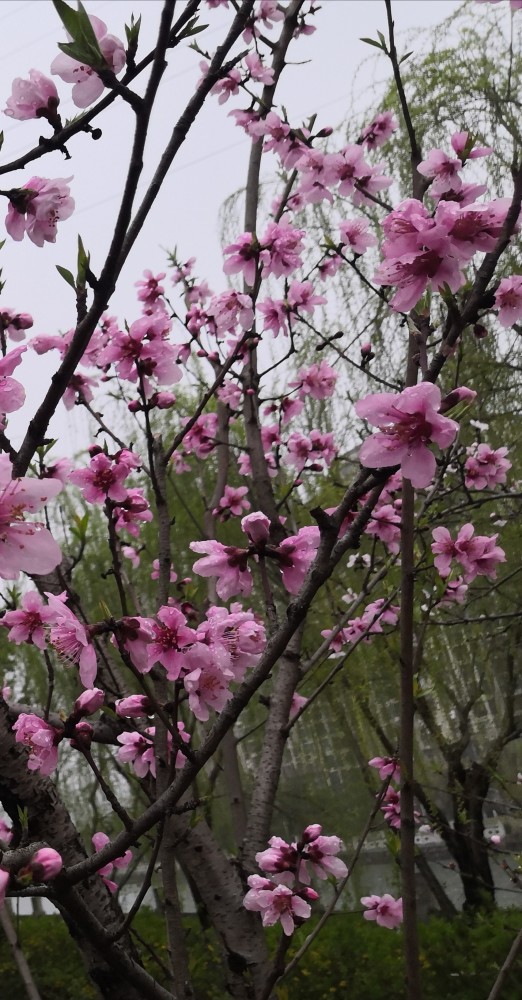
[
  {"x1": 439, "y1": 386, "x2": 477, "y2": 414},
  {"x1": 73, "y1": 688, "x2": 104, "y2": 718},
  {"x1": 241, "y1": 511, "x2": 270, "y2": 547},
  {"x1": 115, "y1": 695, "x2": 153, "y2": 718},
  {"x1": 69, "y1": 720, "x2": 94, "y2": 751},
  {"x1": 302, "y1": 824, "x2": 322, "y2": 843},
  {"x1": 29, "y1": 848, "x2": 63, "y2": 880}
]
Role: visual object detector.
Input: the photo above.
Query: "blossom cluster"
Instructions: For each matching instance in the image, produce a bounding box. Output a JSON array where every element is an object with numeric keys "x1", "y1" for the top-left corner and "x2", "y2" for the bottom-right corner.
[{"x1": 243, "y1": 824, "x2": 347, "y2": 935}]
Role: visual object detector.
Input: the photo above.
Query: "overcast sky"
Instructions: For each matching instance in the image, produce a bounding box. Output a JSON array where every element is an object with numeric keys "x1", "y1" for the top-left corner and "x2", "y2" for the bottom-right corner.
[{"x1": 0, "y1": 0, "x2": 462, "y2": 454}]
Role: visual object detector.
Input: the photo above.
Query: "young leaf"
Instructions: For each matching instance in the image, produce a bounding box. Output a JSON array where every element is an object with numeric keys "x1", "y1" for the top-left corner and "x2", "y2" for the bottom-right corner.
[
  {"x1": 360, "y1": 36, "x2": 384, "y2": 50},
  {"x1": 52, "y1": 0, "x2": 79, "y2": 39},
  {"x1": 56, "y1": 265, "x2": 76, "y2": 290}
]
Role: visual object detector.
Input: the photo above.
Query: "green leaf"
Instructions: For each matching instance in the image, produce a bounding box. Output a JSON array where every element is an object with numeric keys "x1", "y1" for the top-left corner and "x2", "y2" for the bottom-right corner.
[
  {"x1": 56, "y1": 264, "x2": 76, "y2": 290},
  {"x1": 77, "y1": 234, "x2": 90, "y2": 285},
  {"x1": 57, "y1": 40, "x2": 105, "y2": 67},
  {"x1": 52, "y1": 0, "x2": 80, "y2": 39},
  {"x1": 182, "y1": 20, "x2": 209, "y2": 38},
  {"x1": 377, "y1": 30, "x2": 387, "y2": 48},
  {"x1": 360, "y1": 36, "x2": 385, "y2": 50},
  {"x1": 399, "y1": 50, "x2": 413, "y2": 64},
  {"x1": 0, "y1": 131, "x2": 3, "y2": 153},
  {"x1": 76, "y1": 1, "x2": 102, "y2": 49}
]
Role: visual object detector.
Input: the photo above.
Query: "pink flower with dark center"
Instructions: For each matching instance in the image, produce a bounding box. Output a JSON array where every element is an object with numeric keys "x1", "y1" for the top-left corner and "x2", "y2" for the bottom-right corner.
[
  {"x1": 12, "y1": 713, "x2": 61, "y2": 775},
  {"x1": 494, "y1": 275, "x2": 522, "y2": 327},
  {"x1": 190, "y1": 540, "x2": 252, "y2": 601},
  {"x1": 147, "y1": 606, "x2": 195, "y2": 680},
  {"x1": 0, "y1": 308, "x2": 33, "y2": 342},
  {"x1": 464, "y1": 443, "x2": 511, "y2": 489},
  {"x1": 289, "y1": 361, "x2": 338, "y2": 400},
  {"x1": 361, "y1": 893, "x2": 403, "y2": 929},
  {"x1": 116, "y1": 731, "x2": 156, "y2": 778},
  {"x1": 5, "y1": 177, "x2": 74, "y2": 246},
  {"x1": 183, "y1": 661, "x2": 234, "y2": 721},
  {"x1": 276, "y1": 526, "x2": 320, "y2": 593},
  {"x1": 355, "y1": 383, "x2": 459, "y2": 488},
  {"x1": 255, "y1": 836, "x2": 299, "y2": 874},
  {"x1": 69, "y1": 452, "x2": 130, "y2": 504},
  {"x1": 223, "y1": 232, "x2": 259, "y2": 286},
  {"x1": 46, "y1": 593, "x2": 97, "y2": 688},
  {"x1": 359, "y1": 111, "x2": 398, "y2": 149},
  {"x1": 3, "y1": 590, "x2": 54, "y2": 649},
  {"x1": 243, "y1": 875, "x2": 316, "y2": 935},
  {"x1": 299, "y1": 829, "x2": 348, "y2": 883},
  {"x1": 4, "y1": 70, "x2": 59, "y2": 122},
  {"x1": 214, "y1": 485, "x2": 251, "y2": 519},
  {"x1": 51, "y1": 14, "x2": 126, "y2": 108},
  {"x1": 339, "y1": 218, "x2": 378, "y2": 254}
]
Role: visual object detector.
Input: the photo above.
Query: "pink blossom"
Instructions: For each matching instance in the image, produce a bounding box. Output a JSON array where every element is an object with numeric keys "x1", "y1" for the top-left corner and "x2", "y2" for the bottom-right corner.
[
  {"x1": 28, "y1": 848, "x2": 63, "y2": 880},
  {"x1": 5, "y1": 177, "x2": 74, "y2": 246},
  {"x1": 494, "y1": 275, "x2": 522, "y2": 326},
  {"x1": 368, "y1": 756, "x2": 400, "y2": 783},
  {"x1": 190, "y1": 540, "x2": 252, "y2": 600},
  {"x1": 51, "y1": 14, "x2": 126, "y2": 108},
  {"x1": 214, "y1": 485, "x2": 251, "y2": 519},
  {"x1": 361, "y1": 894, "x2": 403, "y2": 929},
  {"x1": 69, "y1": 451, "x2": 130, "y2": 504},
  {"x1": 450, "y1": 131, "x2": 493, "y2": 161},
  {"x1": 4, "y1": 70, "x2": 59, "y2": 122},
  {"x1": 46, "y1": 593, "x2": 98, "y2": 688},
  {"x1": 3, "y1": 590, "x2": 54, "y2": 649},
  {"x1": 244, "y1": 51, "x2": 274, "y2": 85},
  {"x1": 12, "y1": 713, "x2": 60, "y2": 775},
  {"x1": 92, "y1": 831, "x2": 131, "y2": 893},
  {"x1": 259, "y1": 220, "x2": 305, "y2": 279},
  {"x1": 243, "y1": 875, "x2": 315, "y2": 935},
  {"x1": 0, "y1": 308, "x2": 33, "y2": 343},
  {"x1": 181, "y1": 413, "x2": 218, "y2": 459},
  {"x1": 339, "y1": 218, "x2": 378, "y2": 254},
  {"x1": 116, "y1": 730, "x2": 156, "y2": 778},
  {"x1": 147, "y1": 606, "x2": 195, "y2": 679},
  {"x1": 184, "y1": 660, "x2": 234, "y2": 721},
  {"x1": 464, "y1": 443, "x2": 511, "y2": 489},
  {"x1": 290, "y1": 361, "x2": 338, "y2": 400},
  {"x1": 0, "y1": 455, "x2": 62, "y2": 579},
  {"x1": 113, "y1": 489, "x2": 153, "y2": 538},
  {"x1": 298, "y1": 827, "x2": 348, "y2": 882},
  {"x1": 257, "y1": 297, "x2": 289, "y2": 337},
  {"x1": 365, "y1": 503, "x2": 401, "y2": 553},
  {"x1": 432, "y1": 524, "x2": 506, "y2": 581},
  {"x1": 355, "y1": 383, "x2": 459, "y2": 488},
  {"x1": 276, "y1": 526, "x2": 320, "y2": 593},
  {"x1": 418, "y1": 147, "x2": 463, "y2": 196},
  {"x1": 135, "y1": 270, "x2": 166, "y2": 311},
  {"x1": 359, "y1": 111, "x2": 398, "y2": 149},
  {"x1": 0, "y1": 345, "x2": 27, "y2": 416}
]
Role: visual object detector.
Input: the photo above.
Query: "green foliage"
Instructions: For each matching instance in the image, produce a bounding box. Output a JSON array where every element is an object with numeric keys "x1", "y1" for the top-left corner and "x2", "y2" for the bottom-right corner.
[{"x1": 2, "y1": 910, "x2": 522, "y2": 999}]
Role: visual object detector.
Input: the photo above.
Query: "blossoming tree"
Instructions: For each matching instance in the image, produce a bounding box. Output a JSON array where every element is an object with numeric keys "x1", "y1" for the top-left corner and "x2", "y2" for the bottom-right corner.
[{"x1": 0, "y1": 2, "x2": 521, "y2": 999}]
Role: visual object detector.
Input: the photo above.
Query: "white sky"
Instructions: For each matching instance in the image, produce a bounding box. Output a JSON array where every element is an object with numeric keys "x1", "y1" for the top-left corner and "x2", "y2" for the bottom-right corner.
[{"x1": 0, "y1": 0, "x2": 461, "y2": 454}]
